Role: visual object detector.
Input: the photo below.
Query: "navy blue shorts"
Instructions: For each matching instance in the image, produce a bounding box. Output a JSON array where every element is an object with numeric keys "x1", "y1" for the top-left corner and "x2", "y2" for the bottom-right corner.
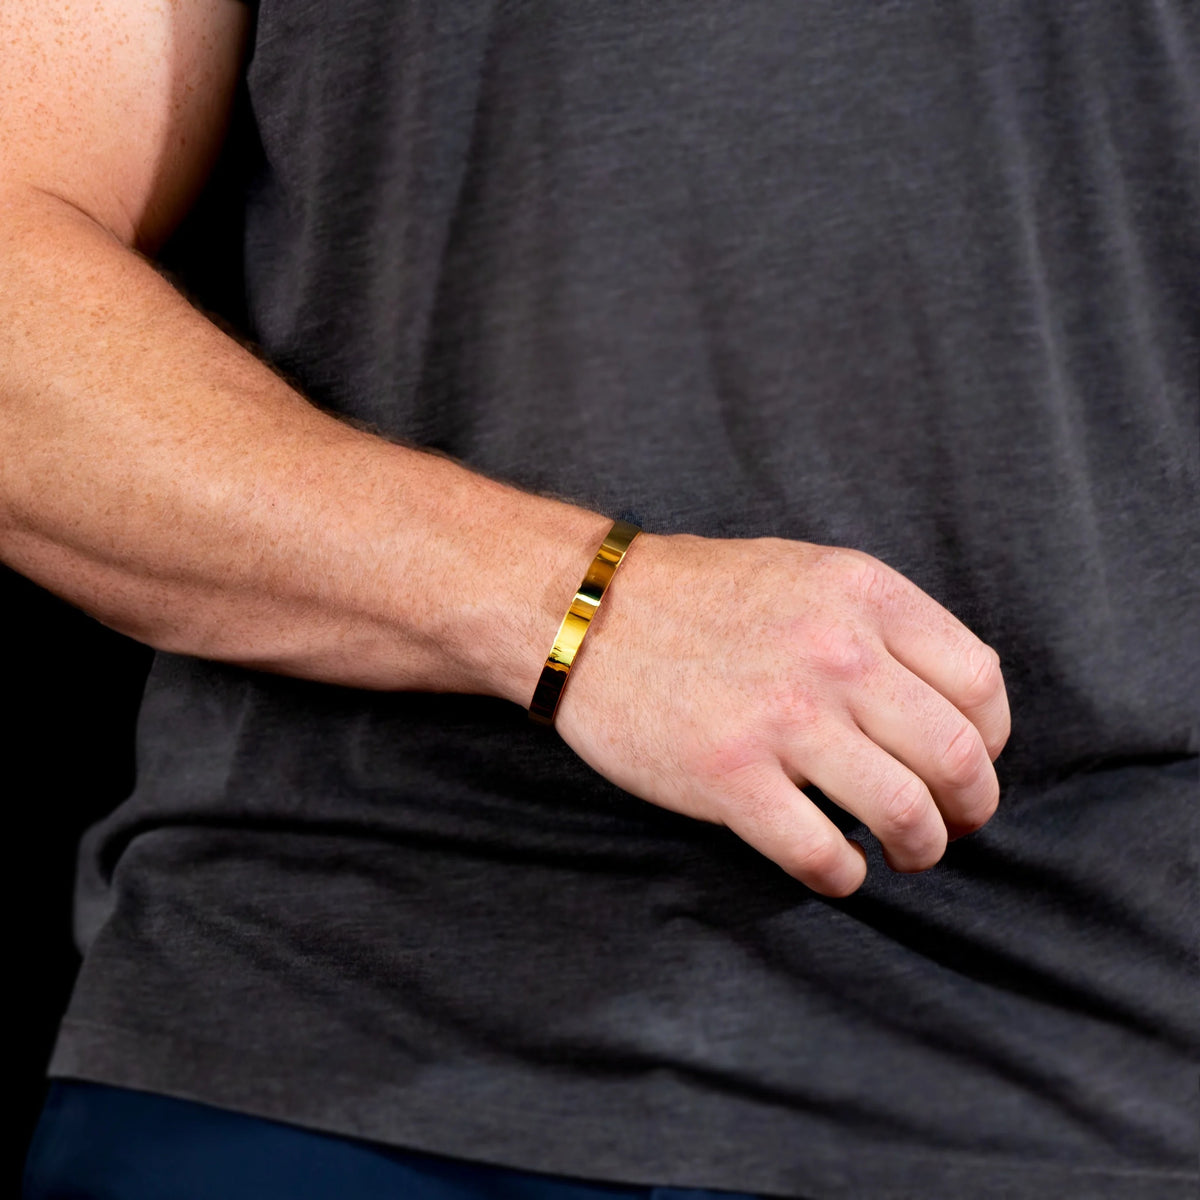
[{"x1": 24, "y1": 1082, "x2": 767, "y2": 1200}]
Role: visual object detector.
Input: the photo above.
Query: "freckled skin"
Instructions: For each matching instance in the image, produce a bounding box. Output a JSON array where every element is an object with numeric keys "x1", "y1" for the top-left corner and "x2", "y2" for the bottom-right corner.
[
  {"x1": 2, "y1": 0, "x2": 234, "y2": 251},
  {"x1": 0, "y1": 0, "x2": 1010, "y2": 898}
]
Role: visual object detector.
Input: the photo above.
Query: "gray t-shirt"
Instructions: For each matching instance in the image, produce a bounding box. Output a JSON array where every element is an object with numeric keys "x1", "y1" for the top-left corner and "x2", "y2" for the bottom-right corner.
[{"x1": 52, "y1": 3, "x2": 1198, "y2": 1197}]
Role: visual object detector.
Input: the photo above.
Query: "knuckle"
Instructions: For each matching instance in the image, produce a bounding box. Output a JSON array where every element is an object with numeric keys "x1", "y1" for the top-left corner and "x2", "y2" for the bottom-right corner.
[
  {"x1": 773, "y1": 684, "x2": 822, "y2": 736},
  {"x1": 888, "y1": 835, "x2": 947, "y2": 874},
  {"x1": 986, "y1": 703, "x2": 1013, "y2": 760},
  {"x1": 694, "y1": 735, "x2": 763, "y2": 792},
  {"x1": 962, "y1": 774, "x2": 1001, "y2": 830},
  {"x1": 940, "y1": 722, "x2": 985, "y2": 788},
  {"x1": 878, "y1": 775, "x2": 930, "y2": 836},
  {"x1": 962, "y1": 643, "x2": 1003, "y2": 709},
  {"x1": 805, "y1": 623, "x2": 875, "y2": 683},
  {"x1": 783, "y1": 834, "x2": 847, "y2": 883},
  {"x1": 847, "y1": 555, "x2": 893, "y2": 608}
]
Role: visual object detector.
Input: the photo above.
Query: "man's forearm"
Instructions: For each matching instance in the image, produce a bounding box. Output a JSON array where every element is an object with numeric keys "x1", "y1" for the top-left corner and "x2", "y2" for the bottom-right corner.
[{"x1": 0, "y1": 186, "x2": 612, "y2": 704}]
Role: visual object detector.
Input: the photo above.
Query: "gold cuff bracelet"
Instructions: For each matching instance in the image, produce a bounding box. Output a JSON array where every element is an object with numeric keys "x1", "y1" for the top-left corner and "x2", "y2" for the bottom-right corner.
[{"x1": 528, "y1": 518, "x2": 642, "y2": 726}]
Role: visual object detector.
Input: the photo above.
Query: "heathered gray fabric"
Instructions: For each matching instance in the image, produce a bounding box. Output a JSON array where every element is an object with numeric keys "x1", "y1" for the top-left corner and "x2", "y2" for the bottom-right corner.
[{"x1": 53, "y1": 2, "x2": 1198, "y2": 1196}]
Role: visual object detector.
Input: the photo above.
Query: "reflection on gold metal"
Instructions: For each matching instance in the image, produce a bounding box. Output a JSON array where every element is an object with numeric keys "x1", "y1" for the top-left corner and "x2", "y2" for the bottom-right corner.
[{"x1": 528, "y1": 519, "x2": 642, "y2": 726}]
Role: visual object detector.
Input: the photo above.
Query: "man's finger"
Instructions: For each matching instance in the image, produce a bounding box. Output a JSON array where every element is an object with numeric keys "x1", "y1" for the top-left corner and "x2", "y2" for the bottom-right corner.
[
  {"x1": 876, "y1": 579, "x2": 1011, "y2": 759},
  {"x1": 716, "y1": 763, "x2": 869, "y2": 897},
  {"x1": 782, "y1": 723, "x2": 948, "y2": 873},
  {"x1": 849, "y1": 658, "x2": 1001, "y2": 835}
]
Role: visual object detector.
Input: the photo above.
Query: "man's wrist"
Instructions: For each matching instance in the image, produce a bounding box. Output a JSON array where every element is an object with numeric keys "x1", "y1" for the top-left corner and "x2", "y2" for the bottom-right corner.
[{"x1": 440, "y1": 486, "x2": 614, "y2": 709}]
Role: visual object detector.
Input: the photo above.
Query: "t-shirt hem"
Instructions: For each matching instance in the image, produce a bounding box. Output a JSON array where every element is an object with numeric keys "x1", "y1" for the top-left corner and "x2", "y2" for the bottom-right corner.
[{"x1": 49, "y1": 1019, "x2": 1198, "y2": 1200}]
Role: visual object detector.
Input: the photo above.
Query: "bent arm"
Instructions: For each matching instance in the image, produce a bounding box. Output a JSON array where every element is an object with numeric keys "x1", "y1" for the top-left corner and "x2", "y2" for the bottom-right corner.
[{"x1": 0, "y1": 0, "x2": 610, "y2": 704}]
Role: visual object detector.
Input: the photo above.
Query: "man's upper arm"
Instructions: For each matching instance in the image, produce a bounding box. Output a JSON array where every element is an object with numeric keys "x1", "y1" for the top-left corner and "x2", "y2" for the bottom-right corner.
[{"x1": 0, "y1": 0, "x2": 250, "y2": 251}]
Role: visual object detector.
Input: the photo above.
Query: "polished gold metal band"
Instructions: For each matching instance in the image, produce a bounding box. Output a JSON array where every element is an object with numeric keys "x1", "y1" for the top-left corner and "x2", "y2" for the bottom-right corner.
[{"x1": 528, "y1": 518, "x2": 642, "y2": 726}]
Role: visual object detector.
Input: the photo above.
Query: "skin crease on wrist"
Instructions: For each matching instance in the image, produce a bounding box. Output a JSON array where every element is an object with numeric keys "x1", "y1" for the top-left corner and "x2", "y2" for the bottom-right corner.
[{"x1": 0, "y1": 0, "x2": 1011, "y2": 898}]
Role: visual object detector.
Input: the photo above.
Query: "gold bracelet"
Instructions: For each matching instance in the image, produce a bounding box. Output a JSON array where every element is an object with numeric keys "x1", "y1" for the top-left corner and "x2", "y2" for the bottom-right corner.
[{"x1": 528, "y1": 518, "x2": 642, "y2": 726}]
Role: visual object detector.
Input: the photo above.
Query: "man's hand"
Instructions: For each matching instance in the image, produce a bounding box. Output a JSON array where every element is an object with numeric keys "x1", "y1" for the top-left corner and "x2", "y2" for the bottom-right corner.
[{"x1": 556, "y1": 533, "x2": 1010, "y2": 896}]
